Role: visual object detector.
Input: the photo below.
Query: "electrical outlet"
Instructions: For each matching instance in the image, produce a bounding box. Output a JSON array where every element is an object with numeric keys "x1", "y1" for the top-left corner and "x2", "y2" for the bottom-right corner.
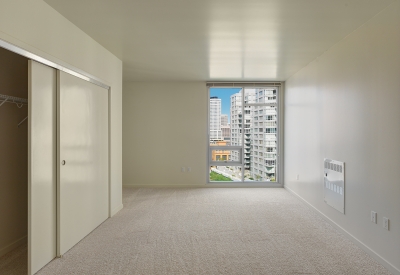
[
  {"x1": 383, "y1": 217, "x2": 389, "y2": 230},
  {"x1": 187, "y1": 167, "x2": 191, "y2": 172},
  {"x1": 296, "y1": 175, "x2": 299, "y2": 180},
  {"x1": 181, "y1": 167, "x2": 185, "y2": 172},
  {"x1": 371, "y1": 211, "x2": 377, "y2": 224}
]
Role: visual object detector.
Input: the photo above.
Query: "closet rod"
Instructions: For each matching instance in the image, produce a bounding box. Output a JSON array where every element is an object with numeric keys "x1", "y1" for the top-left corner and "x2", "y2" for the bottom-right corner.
[{"x1": 0, "y1": 93, "x2": 28, "y2": 107}]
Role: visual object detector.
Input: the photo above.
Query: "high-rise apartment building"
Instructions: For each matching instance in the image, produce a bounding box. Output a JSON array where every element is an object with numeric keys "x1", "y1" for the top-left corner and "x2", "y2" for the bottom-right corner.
[
  {"x1": 209, "y1": 97, "x2": 222, "y2": 140},
  {"x1": 230, "y1": 92, "x2": 242, "y2": 164},
  {"x1": 230, "y1": 90, "x2": 256, "y2": 172},
  {"x1": 221, "y1": 125, "x2": 231, "y2": 143},
  {"x1": 250, "y1": 89, "x2": 277, "y2": 181},
  {"x1": 221, "y1": 114, "x2": 228, "y2": 126},
  {"x1": 244, "y1": 90, "x2": 256, "y2": 171},
  {"x1": 220, "y1": 114, "x2": 230, "y2": 143},
  {"x1": 230, "y1": 89, "x2": 277, "y2": 181}
]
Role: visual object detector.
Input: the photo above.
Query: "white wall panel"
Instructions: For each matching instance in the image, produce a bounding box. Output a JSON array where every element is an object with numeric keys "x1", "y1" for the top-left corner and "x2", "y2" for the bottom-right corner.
[
  {"x1": 284, "y1": 2, "x2": 400, "y2": 274},
  {"x1": 28, "y1": 60, "x2": 57, "y2": 275},
  {"x1": 123, "y1": 82, "x2": 207, "y2": 187}
]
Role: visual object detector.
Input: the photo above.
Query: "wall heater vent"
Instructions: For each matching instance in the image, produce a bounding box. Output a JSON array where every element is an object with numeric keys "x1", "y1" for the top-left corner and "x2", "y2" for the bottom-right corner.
[
  {"x1": 324, "y1": 159, "x2": 345, "y2": 214},
  {"x1": 324, "y1": 160, "x2": 343, "y2": 173}
]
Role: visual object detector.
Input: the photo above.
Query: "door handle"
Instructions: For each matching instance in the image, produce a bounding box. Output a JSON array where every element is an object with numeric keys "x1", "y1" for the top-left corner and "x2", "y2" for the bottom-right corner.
[{"x1": 61, "y1": 160, "x2": 66, "y2": 165}]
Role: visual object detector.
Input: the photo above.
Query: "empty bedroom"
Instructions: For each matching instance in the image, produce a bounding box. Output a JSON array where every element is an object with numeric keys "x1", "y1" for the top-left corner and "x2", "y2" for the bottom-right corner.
[{"x1": 0, "y1": 0, "x2": 399, "y2": 274}]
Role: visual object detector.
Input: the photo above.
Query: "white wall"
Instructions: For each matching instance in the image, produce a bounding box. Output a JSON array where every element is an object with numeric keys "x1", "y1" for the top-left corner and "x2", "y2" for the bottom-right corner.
[
  {"x1": 0, "y1": 0, "x2": 123, "y2": 214},
  {"x1": 123, "y1": 82, "x2": 207, "y2": 187},
  {"x1": 284, "y1": 2, "x2": 400, "y2": 274},
  {"x1": 0, "y1": 48, "x2": 28, "y2": 256}
]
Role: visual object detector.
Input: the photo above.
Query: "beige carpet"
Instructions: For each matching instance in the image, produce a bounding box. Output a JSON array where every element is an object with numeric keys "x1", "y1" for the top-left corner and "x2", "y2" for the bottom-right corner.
[{"x1": 1, "y1": 188, "x2": 392, "y2": 275}]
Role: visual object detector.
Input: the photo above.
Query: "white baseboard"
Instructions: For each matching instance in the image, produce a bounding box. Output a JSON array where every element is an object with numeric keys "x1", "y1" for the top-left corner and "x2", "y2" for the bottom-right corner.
[
  {"x1": 285, "y1": 186, "x2": 400, "y2": 275},
  {"x1": 0, "y1": 235, "x2": 27, "y2": 258},
  {"x1": 110, "y1": 204, "x2": 123, "y2": 217}
]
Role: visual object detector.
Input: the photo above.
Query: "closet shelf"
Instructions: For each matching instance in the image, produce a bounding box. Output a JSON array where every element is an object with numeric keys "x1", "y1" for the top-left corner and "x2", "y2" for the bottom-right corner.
[
  {"x1": 1, "y1": 94, "x2": 28, "y2": 127},
  {"x1": 0, "y1": 93, "x2": 28, "y2": 107}
]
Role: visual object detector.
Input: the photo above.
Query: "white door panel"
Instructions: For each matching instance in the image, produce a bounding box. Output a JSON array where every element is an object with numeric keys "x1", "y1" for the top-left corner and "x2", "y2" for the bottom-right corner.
[
  {"x1": 57, "y1": 71, "x2": 109, "y2": 255},
  {"x1": 28, "y1": 60, "x2": 57, "y2": 275}
]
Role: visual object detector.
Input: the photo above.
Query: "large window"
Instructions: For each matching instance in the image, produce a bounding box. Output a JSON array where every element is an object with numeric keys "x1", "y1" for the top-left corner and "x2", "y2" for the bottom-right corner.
[{"x1": 208, "y1": 84, "x2": 281, "y2": 184}]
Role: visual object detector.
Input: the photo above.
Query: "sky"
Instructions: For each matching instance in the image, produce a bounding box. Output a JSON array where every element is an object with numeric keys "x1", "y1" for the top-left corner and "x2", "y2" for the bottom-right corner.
[{"x1": 210, "y1": 88, "x2": 241, "y2": 123}]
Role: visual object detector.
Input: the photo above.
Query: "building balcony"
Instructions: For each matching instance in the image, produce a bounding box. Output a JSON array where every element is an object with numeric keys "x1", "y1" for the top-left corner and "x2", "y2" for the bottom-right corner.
[
  {"x1": 264, "y1": 157, "x2": 276, "y2": 161},
  {"x1": 263, "y1": 163, "x2": 275, "y2": 170},
  {"x1": 264, "y1": 144, "x2": 276, "y2": 147}
]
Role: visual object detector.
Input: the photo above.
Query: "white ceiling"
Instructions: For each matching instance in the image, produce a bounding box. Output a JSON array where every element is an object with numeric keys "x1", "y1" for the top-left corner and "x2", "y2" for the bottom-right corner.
[{"x1": 44, "y1": 0, "x2": 394, "y2": 82}]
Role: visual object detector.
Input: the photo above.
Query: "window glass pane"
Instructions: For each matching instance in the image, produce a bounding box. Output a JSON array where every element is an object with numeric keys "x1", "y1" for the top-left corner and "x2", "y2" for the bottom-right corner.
[
  {"x1": 209, "y1": 86, "x2": 279, "y2": 183},
  {"x1": 210, "y1": 146, "x2": 241, "y2": 163},
  {"x1": 209, "y1": 88, "x2": 242, "y2": 144}
]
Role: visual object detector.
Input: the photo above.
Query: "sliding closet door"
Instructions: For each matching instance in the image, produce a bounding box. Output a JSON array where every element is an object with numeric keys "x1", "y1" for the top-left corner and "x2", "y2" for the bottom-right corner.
[
  {"x1": 28, "y1": 61, "x2": 57, "y2": 275},
  {"x1": 57, "y1": 71, "x2": 109, "y2": 256}
]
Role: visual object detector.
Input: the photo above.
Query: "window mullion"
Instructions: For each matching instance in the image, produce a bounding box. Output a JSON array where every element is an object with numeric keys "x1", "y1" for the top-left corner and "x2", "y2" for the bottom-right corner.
[{"x1": 241, "y1": 87, "x2": 245, "y2": 182}]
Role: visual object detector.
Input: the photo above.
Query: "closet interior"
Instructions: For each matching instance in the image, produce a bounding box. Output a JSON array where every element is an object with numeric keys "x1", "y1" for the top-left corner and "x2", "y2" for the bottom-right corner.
[{"x1": 0, "y1": 47, "x2": 29, "y2": 274}]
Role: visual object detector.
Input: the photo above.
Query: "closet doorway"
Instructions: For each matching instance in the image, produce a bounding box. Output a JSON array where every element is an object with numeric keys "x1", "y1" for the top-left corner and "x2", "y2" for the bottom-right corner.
[{"x1": 0, "y1": 47, "x2": 29, "y2": 274}]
